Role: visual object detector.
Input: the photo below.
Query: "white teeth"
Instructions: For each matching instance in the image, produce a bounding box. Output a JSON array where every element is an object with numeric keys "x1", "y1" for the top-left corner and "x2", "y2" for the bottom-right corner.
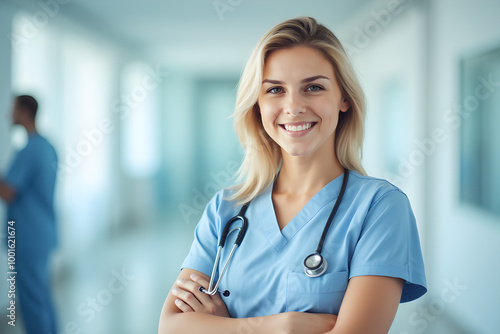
[{"x1": 284, "y1": 123, "x2": 313, "y2": 132}]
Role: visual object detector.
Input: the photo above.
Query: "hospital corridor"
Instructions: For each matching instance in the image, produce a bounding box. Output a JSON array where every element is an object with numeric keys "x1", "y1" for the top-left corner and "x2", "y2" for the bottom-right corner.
[{"x1": 0, "y1": 0, "x2": 499, "y2": 333}]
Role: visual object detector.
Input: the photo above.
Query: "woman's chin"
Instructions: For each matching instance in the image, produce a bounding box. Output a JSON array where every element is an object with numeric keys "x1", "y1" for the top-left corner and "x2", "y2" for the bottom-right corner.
[{"x1": 281, "y1": 145, "x2": 315, "y2": 158}]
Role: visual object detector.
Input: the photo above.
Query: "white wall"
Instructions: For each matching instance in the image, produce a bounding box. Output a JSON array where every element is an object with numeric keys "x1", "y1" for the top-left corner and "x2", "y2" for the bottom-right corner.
[
  {"x1": 427, "y1": 0, "x2": 500, "y2": 333},
  {"x1": 334, "y1": 1, "x2": 500, "y2": 332},
  {"x1": 0, "y1": 1, "x2": 14, "y2": 145},
  {"x1": 0, "y1": 1, "x2": 16, "y2": 203}
]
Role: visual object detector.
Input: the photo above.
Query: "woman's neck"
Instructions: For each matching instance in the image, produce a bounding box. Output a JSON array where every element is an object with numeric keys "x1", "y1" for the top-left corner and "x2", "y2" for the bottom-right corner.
[{"x1": 274, "y1": 145, "x2": 344, "y2": 198}]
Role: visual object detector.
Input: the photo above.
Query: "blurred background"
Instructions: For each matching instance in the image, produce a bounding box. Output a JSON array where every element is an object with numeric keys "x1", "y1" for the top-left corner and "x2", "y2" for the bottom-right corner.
[{"x1": 0, "y1": 0, "x2": 499, "y2": 333}]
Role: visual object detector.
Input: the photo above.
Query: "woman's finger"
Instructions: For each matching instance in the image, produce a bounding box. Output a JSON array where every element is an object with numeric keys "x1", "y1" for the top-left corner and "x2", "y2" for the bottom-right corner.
[
  {"x1": 171, "y1": 287, "x2": 202, "y2": 312},
  {"x1": 174, "y1": 298, "x2": 194, "y2": 313},
  {"x1": 176, "y1": 278, "x2": 214, "y2": 305},
  {"x1": 190, "y1": 274, "x2": 227, "y2": 301},
  {"x1": 190, "y1": 273, "x2": 209, "y2": 289}
]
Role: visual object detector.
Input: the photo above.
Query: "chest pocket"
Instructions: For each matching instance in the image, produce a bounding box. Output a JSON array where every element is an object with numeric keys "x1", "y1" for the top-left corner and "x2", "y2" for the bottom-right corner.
[{"x1": 286, "y1": 270, "x2": 348, "y2": 315}]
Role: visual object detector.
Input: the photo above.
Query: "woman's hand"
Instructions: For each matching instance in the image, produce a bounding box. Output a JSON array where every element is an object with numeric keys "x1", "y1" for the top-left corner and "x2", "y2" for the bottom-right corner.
[
  {"x1": 278, "y1": 312, "x2": 337, "y2": 334},
  {"x1": 171, "y1": 273, "x2": 230, "y2": 317}
]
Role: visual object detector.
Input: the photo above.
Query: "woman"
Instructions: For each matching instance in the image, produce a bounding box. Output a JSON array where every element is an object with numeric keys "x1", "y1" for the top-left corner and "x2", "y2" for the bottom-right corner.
[{"x1": 159, "y1": 17, "x2": 426, "y2": 334}]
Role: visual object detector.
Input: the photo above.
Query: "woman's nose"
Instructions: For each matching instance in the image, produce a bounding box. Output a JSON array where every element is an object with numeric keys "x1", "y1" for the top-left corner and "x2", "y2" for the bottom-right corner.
[{"x1": 283, "y1": 93, "x2": 306, "y2": 116}]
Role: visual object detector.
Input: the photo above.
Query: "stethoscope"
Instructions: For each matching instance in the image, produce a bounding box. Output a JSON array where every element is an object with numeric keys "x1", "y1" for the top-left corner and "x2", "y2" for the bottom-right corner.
[{"x1": 200, "y1": 168, "x2": 349, "y2": 296}]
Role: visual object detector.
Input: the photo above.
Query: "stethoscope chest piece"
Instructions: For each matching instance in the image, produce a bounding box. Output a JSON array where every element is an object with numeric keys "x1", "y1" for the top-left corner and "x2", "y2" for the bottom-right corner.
[{"x1": 304, "y1": 252, "x2": 328, "y2": 277}]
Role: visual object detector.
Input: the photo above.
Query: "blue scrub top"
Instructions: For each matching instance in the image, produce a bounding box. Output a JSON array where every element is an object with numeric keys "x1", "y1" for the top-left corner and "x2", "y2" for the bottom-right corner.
[
  {"x1": 182, "y1": 171, "x2": 427, "y2": 318},
  {"x1": 4, "y1": 133, "x2": 58, "y2": 252}
]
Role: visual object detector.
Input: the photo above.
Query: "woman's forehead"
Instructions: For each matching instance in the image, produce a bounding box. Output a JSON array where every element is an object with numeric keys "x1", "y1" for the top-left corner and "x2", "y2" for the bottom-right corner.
[{"x1": 263, "y1": 46, "x2": 335, "y2": 82}]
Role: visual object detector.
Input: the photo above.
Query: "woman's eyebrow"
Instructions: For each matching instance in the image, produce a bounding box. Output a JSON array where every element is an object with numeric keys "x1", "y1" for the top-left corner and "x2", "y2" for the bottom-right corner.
[{"x1": 262, "y1": 75, "x2": 330, "y2": 84}]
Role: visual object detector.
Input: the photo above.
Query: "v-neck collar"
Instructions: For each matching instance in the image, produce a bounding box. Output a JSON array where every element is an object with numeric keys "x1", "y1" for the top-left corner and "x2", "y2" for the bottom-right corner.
[{"x1": 256, "y1": 173, "x2": 346, "y2": 253}]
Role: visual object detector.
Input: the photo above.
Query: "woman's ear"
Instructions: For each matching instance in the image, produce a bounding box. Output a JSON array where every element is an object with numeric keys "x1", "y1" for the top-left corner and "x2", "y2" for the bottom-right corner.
[{"x1": 340, "y1": 97, "x2": 350, "y2": 112}]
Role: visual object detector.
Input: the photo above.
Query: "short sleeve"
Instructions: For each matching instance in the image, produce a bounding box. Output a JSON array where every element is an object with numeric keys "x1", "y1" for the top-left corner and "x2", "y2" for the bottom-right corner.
[
  {"x1": 5, "y1": 146, "x2": 35, "y2": 193},
  {"x1": 181, "y1": 192, "x2": 223, "y2": 277},
  {"x1": 349, "y1": 189, "x2": 427, "y2": 302}
]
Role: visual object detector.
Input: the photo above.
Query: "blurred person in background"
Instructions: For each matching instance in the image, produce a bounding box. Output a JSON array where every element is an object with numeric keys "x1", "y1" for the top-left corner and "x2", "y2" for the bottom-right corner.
[{"x1": 0, "y1": 95, "x2": 58, "y2": 334}]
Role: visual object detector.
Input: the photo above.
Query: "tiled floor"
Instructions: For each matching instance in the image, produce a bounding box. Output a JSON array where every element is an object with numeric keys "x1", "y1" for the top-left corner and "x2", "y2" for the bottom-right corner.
[{"x1": 0, "y1": 220, "x2": 474, "y2": 334}]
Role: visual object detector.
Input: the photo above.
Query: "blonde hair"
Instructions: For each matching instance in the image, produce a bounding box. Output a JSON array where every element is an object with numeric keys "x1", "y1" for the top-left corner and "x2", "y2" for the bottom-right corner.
[{"x1": 229, "y1": 16, "x2": 366, "y2": 205}]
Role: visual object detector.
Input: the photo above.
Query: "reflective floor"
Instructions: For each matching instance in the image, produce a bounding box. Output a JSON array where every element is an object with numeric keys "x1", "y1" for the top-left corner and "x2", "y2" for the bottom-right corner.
[{"x1": 0, "y1": 217, "x2": 193, "y2": 334}]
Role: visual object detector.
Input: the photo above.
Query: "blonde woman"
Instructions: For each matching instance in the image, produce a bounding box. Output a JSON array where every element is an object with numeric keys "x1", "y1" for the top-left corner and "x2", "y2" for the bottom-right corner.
[{"x1": 159, "y1": 17, "x2": 426, "y2": 334}]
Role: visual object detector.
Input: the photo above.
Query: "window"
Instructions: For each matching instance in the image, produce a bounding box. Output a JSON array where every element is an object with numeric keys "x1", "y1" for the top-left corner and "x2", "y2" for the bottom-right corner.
[{"x1": 460, "y1": 47, "x2": 500, "y2": 216}]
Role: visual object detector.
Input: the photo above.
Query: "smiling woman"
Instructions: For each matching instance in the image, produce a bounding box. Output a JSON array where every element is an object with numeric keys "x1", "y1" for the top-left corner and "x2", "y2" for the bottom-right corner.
[
  {"x1": 159, "y1": 16, "x2": 427, "y2": 334},
  {"x1": 259, "y1": 46, "x2": 350, "y2": 159},
  {"x1": 230, "y1": 18, "x2": 367, "y2": 205}
]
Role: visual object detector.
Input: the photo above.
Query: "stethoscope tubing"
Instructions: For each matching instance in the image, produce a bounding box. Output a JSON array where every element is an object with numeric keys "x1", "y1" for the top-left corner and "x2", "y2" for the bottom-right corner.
[
  {"x1": 200, "y1": 207, "x2": 249, "y2": 296},
  {"x1": 203, "y1": 242, "x2": 238, "y2": 295},
  {"x1": 200, "y1": 169, "x2": 349, "y2": 294}
]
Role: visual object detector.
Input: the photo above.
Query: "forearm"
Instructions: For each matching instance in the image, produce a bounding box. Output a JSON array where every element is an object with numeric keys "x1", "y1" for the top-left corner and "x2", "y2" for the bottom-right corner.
[
  {"x1": 159, "y1": 312, "x2": 279, "y2": 334},
  {"x1": 160, "y1": 270, "x2": 336, "y2": 334}
]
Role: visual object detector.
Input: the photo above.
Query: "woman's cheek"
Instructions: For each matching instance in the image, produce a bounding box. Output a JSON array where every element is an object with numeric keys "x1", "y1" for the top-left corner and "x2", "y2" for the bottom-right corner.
[{"x1": 260, "y1": 106, "x2": 278, "y2": 128}]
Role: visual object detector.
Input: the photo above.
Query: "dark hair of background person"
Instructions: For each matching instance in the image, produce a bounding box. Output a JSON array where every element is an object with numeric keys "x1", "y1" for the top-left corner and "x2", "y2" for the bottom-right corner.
[{"x1": 16, "y1": 95, "x2": 38, "y2": 119}]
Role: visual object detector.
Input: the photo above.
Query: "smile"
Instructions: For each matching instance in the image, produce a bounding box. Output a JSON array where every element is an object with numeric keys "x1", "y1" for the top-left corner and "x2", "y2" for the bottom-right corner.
[
  {"x1": 284, "y1": 123, "x2": 313, "y2": 132},
  {"x1": 279, "y1": 122, "x2": 317, "y2": 136}
]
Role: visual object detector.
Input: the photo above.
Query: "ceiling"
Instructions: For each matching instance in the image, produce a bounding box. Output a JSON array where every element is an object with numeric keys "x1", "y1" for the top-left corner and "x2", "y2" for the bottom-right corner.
[{"x1": 14, "y1": 0, "x2": 370, "y2": 73}]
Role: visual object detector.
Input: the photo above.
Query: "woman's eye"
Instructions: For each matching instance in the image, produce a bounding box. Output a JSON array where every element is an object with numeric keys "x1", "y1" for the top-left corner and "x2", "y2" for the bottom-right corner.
[
  {"x1": 306, "y1": 85, "x2": 324, "y2": 92},
  {"x1": 267, "y1": 87, "x2": 284, "y2": 94}
]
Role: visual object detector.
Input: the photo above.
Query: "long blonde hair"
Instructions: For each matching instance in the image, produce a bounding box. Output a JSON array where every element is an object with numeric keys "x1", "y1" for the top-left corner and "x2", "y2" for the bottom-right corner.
[{"x1": 229, "y1": 16, "x2": 366, "y2": 205}]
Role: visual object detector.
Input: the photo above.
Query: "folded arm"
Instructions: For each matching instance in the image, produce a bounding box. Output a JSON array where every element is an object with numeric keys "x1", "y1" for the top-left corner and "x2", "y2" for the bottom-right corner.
[{"x1": 158, "y1": 268, "x2": 337, "y2": 334}]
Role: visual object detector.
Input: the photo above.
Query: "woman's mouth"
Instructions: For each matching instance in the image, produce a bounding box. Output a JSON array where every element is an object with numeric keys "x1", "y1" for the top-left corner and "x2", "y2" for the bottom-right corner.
[{"x1": 279, "y1": 122, "x2": 317, "y2": 136}]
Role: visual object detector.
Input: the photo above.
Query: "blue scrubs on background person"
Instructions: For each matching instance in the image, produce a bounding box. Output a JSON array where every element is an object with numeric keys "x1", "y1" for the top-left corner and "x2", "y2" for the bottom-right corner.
[
  {"x1": 182, "y1": 171, "x2": 427, "y2": 318},
  {"x1": 4, "y1": 132, "x2": 58, "y2": 334}
]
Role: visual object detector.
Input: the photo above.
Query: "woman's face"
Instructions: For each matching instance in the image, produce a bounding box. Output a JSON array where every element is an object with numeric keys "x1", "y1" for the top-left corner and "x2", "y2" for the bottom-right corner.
[{"x1": 258, "y1": 45, "x2": 350, "y2": 158}]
